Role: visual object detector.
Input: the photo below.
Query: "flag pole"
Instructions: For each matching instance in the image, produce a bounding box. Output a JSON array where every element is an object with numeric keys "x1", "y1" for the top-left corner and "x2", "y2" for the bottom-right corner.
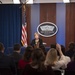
[{"x1": 21, "y1": 3, "x2": 28, "y2": 47}]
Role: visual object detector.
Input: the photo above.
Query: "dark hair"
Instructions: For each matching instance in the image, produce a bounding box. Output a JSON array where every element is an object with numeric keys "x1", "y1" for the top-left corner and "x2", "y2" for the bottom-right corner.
[
  {"x1": 61, "y1": 45, "x2": 65, "y2": 55},
  {"x1": 23, "y1": 46, "x2": 33, "y2": 62},
  {"x1": 50, "y1": 43, "x2": 60, "y2": 56},
  {"x1": 31, "y1": 48, "x2": 46, "y2": 71},
  {"x1": 72, "y1": 53, "x2": 75, "y2": 61},
  {"x1": 0, "y1": 42, "x2": 4, "y2": 51},
  {"x1": 50, "y1": 43, "x2": 56, "y2": 49},
  {"x1": 13, "y1": 44, "x2": 21, "y2": 51},
  {"x1": 40, "y1": 45, "x2": 46, "y2": 55},
  {"x1": 68, "y1": 42, "x2": 75, "y2": 50}
]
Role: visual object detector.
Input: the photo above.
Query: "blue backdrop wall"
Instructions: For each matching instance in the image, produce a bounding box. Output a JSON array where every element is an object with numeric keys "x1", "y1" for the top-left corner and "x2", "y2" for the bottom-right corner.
[
  {"x1": 56, "y1": 3, "x2": 66, "y2": 46},
  {"x1": 0, "y1": 4, "x2": 22, "y2": 54}
]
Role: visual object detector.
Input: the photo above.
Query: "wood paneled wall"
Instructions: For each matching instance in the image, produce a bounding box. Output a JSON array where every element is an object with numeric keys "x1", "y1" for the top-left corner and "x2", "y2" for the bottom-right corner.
[
  {"x1": 26, "y1": 3, "x2": 75, "y2": 48},
  {"x1": 40, "y1": 4, "x2": 56, "y2": 47},
  {"x1": 66, "y1": 3, "x2": 75, "y2": 49}
]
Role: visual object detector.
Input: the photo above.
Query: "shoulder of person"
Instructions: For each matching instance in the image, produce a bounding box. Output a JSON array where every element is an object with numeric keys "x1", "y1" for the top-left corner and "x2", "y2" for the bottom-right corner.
[
  {"x1": 39, "y1": 38, "x2": 43, "y2": 41},
  {"x1": 24, "y1": 64, "x2": 31, "y2": 71}
]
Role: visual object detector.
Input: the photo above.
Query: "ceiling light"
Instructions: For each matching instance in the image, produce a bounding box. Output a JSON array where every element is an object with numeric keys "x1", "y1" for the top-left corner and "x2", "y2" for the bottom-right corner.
[
  {"x1": 0, "y1": 1, "x2": 2, "y2": 4},
  {"x1": 13, "y1": 0, "x2": 20, "y2": 4},
  {"x1": 26, "y1": 0, "x2": 33, "y2": 4},
  {"x1": 63, "y1": 0, "x2": 70, "y2": 3}
]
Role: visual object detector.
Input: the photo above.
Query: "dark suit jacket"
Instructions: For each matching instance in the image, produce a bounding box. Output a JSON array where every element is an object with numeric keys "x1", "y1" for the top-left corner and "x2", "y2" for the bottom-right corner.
[
  {"x1": 31, "y1": 38, "x2": 43, "y2": 48},
  {"x1": 65, "y1": 61, "x2": 75, "y2": 75},
  {"x1": 0, "y1": 52, "x2": 17, "y2": 75},
  {"x1": 10, "y1": 52, "x2": 22, "y2": 67},
  {"x1": 65, "y1": 49, "x2": 75, "y2": 58},
  {"x1": 22, "y1": 64, "x2": 55, "y2": 75}
]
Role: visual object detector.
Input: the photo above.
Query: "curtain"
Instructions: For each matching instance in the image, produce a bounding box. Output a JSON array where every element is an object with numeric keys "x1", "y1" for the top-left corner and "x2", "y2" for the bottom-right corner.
[{"x1": 0, "y1": 4, "x2": 22, "y2": 54}]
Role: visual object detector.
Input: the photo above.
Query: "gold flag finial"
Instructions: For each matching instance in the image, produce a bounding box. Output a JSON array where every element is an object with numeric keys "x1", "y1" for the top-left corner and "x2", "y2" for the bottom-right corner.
[{"x1": 23, "y1": 4, "x2": 26, "y2": 12}]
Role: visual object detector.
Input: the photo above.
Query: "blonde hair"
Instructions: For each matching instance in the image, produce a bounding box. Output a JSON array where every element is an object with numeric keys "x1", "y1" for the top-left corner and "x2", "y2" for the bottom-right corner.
[
  {"x1": 45, "y1": 48, "x2": 58, "y2": 66},
  {"x1": 34, "y1": 32, "x2": 39, "y2": 36}
]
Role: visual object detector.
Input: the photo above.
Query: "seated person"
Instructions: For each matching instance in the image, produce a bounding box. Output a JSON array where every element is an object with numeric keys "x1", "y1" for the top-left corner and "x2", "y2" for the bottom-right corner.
[
  {"x1": 45, "y1": 44, "x2": 71, "y2": 70},
  {"x1": 50, "y1": 43, "x2": 65, "y2": 56},
  {"x1": 50, "y1": 43, "x2": 56, "y2": 49},
  {"x1": 18, "y1": 46, "x2": 33, "y2": 69},
  {"x1": 31, "y1": 32, "x2": 43, "y2": 48},
  {"x1": 65, "y1": 42, "x2": 75, "y2": 59},
  {"x1": 22, "y1": 48, "x2": 55, "y2": 75},
  {"x1": 9, "y1": 44, "x2": 22, "y2": 68},
  {"x1": 65, "y1": 53, "x2": 75, "y2": 75},
  {"x1": 66, "y1": 53, "x2": 75, "y2": 71},
  {"x1": 0, "y1": 42, "x2": 17, "y2": 75},
  {"x1": 40, "y1": 45, "x2": 47, "y2": 55}
]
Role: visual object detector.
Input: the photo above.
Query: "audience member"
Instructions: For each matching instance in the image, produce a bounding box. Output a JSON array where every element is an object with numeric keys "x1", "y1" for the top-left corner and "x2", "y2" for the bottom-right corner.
[
  {"x1": 40, "y1": 45, "x2": 46, "y2": 55},
  {"x1": 50, "y1": 44, "x2": 65, "y2": 56},
  {"x1": 18, "y1": 46, "x2": 33, "y2": 69},
  {"x1": 50, "y1": 43, "x2": 56, "y2": 49},
  {"x1": 45, "y1": 44, "x2": 71, "y2": 70},
  {"x1": 50, "y1": 43, "x2": 60, "y2": 56},
  {"x1": 66, "y1": 53, "x2": 75, "y2": 71},
  {"x1": 22, "y1": 48, "x2": 55, "y2": 75},
  {"x1": 9, "y1": 43, "x2": 22, "y2": 68},
  {"x1": 65, "y1": 53, "x2": 75, "y2": 75},
  {"x1": 65, "y1": 42, "x2": 75, "y2": 59},
  {"x1": 0, "y1": 42, "x2": 17, "y2": 75}
]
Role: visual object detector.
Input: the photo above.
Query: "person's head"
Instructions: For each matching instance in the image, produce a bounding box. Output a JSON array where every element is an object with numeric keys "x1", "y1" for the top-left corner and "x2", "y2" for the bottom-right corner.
[
  {"x1": 68, "y1": 42, "x2": 75, "y2": 50},
  {"x1": 45, "y1": 48, "x2": 58, "y2": 66},
  {"x1": 31, "y1": 48, "x2": 45, "y2": 64},
  {"x1": 0, "y1": 42, "x2": 4, "y2": 52},
  {"x1": 31, "y1": 48, "x2": 45, "y2": 71},
  {"x1": 34, "y1": 32, "x2": 39, "y2": 40},
  {"x1": 40, "y1": 45, "x2": 46, "y2": 55},
  {"x1": 13, "y1": 44, "x2": 21, "y2": 52},
  {"x1": 50, "y1": 43, "x2": 60, "y2": 56},
  {"x1": 23, "y1": 46, "x2": 33, "y2": 62},
  {"x1": 50, "y1": 43, "x2": 56, "y2": 49}
]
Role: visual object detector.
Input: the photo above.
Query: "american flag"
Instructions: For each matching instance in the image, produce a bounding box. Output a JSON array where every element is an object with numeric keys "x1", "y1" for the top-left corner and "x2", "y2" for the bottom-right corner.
[{"x1": 21, "y1": 5, "x2": 27, "y2": 47}]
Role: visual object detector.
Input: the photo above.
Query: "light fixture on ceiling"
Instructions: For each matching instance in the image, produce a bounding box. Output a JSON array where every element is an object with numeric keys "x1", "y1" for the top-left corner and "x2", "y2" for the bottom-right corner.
[
  {"x1": 13, "y1": 0, "x2": 20, "y2": 4},
  {"x1": 19, "y1": 0, "x2": 33, "y2": 4},
  {"x1": 0, "y1": 1, "x2": 2, "y2": 4},
  {"x1": 63, "y1": 0, "x2": 70, "y2": 3},
  {"x1": 26, "y1": 0, "x2": 33, "y2": 4}
]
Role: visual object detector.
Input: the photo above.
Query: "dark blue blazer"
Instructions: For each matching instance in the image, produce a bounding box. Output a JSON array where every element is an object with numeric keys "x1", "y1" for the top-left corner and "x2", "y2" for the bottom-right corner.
[
  {"x1": 31, "y1": 38, "x2": 43, "y2": 47},
  {"x1": 0, "y1": 52, "x2": 17, "y2": 75}
]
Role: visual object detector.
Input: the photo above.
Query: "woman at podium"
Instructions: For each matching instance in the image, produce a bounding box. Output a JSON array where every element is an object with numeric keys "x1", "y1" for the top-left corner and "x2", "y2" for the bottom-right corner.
[{"x1": 31, "y1": 32, "x2": 43, "y2": 48}]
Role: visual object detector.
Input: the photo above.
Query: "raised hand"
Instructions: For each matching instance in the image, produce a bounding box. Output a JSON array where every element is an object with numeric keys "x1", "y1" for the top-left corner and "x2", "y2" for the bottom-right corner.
[
  {"x1": 56, "y1": 43, "x2": 63, "y2": 56},
  {"x1": 56, "y1": 43, "x2": 61, "y2": 51}
]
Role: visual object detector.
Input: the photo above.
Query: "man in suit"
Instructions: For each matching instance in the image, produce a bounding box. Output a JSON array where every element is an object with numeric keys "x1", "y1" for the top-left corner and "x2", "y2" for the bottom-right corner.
[
  {"x1": 0, "y1": 42, "x2": 17, "y2": 75},
  {"x1": 9, "y1": 44, "x2": 22, "y2": 68},
  {"x1": 31, "y1": 32, "x2": 43, "y2": 48}
]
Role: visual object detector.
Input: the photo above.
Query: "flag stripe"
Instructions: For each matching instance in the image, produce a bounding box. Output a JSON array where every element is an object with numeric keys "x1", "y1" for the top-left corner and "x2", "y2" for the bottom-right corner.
[{"x1": 21, "y1": 5, "x2": 27, "y2": 47}]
